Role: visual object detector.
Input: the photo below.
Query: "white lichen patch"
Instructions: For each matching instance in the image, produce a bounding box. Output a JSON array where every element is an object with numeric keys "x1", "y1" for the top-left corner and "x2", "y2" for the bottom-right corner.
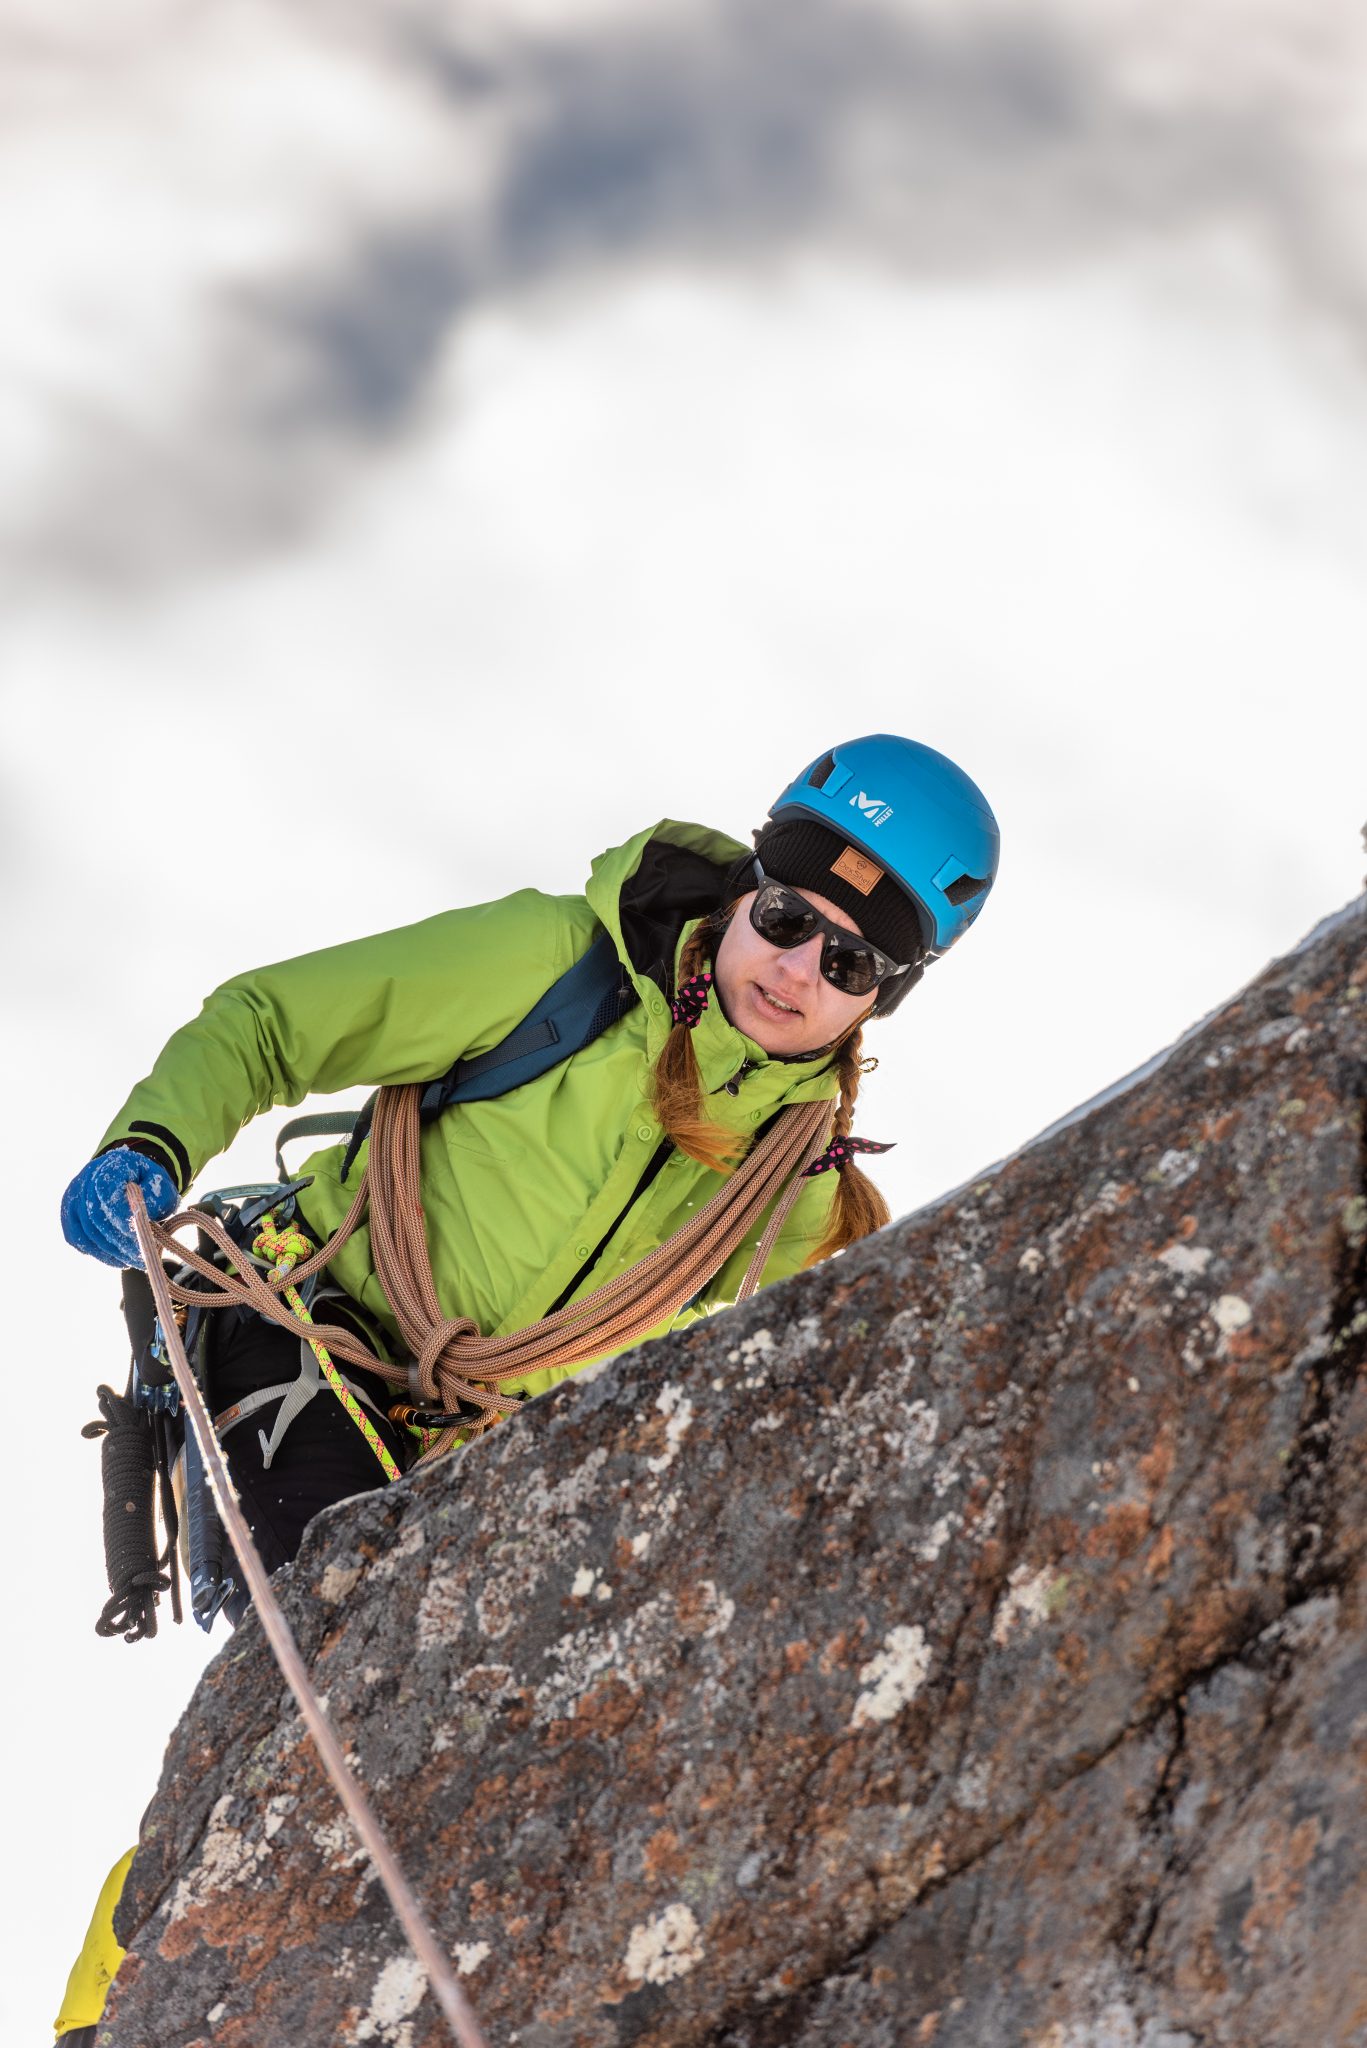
[
  {"x1": 630, "y1": 1531, "x2": 651, "y2": 1558},
  {"x1": 454, "y1": 1941, "x2": 491, "y2": 1975},
  {"x1": 262, "y1": 1793, "x2": 297, "y2": 1840},
  {"x1": 166, "y1": 1796, "x2": 272, "y2": 1924},
  {"x1": 903, "y1": 1401, "x2": 940, "y2": 1453},
  {"x1": 812, "y1": 1386, "x2": 941, "y2": 1511},
  {"x1": 917, "y1": 1514, "x2": 958, "y2": 1564},
  {"x1": 355, "y1": 1954, "x2": 427, "y2": 2043},
  {"x1": 1157, "y1": 1244, "x2": 1213, "y2": 1278},
  {"x1": 849, "y1": 1625, "x2": 931, "y2": 1728},
  {"x1": 953, "y1": 1759, "x2": 992, "y2": 1812},
  {"x1": 726, "y1": 1328, "x2": 775, "y2": 1364},
  {"x1": 571, "y1": 1565, "x2": 598, "y2": 1598},
  {"x1": 524, "y1": 1445, "x2": 611, "y2": 1525},
  {"x1": 369, "y1": 1520, "x2": 425, "y2": 1581},
  {"x1": 646, "y1": 1384, "x2": 694, "y2": 1473},
  {"x1": 413, "y1": 1565, "x2": 463, "y2": 1652},
  {"x1": 726, "y1": 1326, "x2": 778, "y2": 1386},
  {"x1": 752, "y1": 1409, "x2": 784, "y2": 1432},
  {"x1": 534, "y1": 1586, "x2": 675, "y2": 1721},
  {"x1": 698, "y1": 1580, "x2": 735, "y2": 1638},
  {"x1": 1017, "y1": 1245, "x2": 1045, "y2": 1274},
  {"x1": 1154, "y1": 1147, "x2": 1200, "y2": 1188},
  {"x1": 318, "y1": 1561, "x2": 363, "y2": 1604},
  {"x1": 311, "y1": 1814, "x2": 366, "y2": 1867},
  {"x1": 992, "y1": 1564, "x2": 1060, "y2": 1647},
  {"x1": 1212, "y1": 1294, "x2": 1253, "y2": 1337},
  {"x1": 623, "y1": 1902, "x2": 705, "y2": 1985},
  {"x1": 206, "y1": 2003, "x2": 226, "y2": 2025}
]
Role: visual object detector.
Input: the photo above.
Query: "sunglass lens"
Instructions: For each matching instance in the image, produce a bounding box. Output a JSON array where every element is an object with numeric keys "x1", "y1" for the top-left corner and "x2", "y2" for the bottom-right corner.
[
  {"x1": 823, "y1": 941, "x2": 880, "y2": 996},
  {"x1": 752, "y1": 885, "x2": 818, "y2": 948},
  {"x1": 752, "y1": 883, "x2": 887, "y2": 994}
]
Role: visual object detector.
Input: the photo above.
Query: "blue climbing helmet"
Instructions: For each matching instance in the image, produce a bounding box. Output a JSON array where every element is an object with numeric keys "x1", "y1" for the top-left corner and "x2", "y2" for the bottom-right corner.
[{"x1": 763, "y1": 735, "x2": 999, "y2": 1012}]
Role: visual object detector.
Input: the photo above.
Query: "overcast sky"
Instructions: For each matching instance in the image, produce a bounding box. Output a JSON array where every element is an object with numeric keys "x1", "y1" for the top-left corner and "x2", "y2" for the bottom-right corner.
[{"x1": 5, "y1": 3, "x2": 1366, "y2": 2037}]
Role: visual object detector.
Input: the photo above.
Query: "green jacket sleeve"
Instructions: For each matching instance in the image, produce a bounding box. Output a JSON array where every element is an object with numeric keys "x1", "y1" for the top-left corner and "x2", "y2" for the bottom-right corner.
[{"x1": 95, "y1": 890, "x2": 583, "y2": 1188}]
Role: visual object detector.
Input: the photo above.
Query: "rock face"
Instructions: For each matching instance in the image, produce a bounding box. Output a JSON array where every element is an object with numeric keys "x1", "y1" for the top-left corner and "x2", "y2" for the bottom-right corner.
[{"x1": 109, "y1": 903, "x2": 1366, "y2": 2048}]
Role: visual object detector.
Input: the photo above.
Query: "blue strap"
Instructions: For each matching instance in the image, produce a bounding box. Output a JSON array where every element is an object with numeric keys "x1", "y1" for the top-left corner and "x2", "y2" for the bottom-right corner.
[
  {"x1": 324, "y1": 928, "x2": 636, "y2": 1181},
  {"x1": 420, "y1": 930, "x2": 630, "y2": 1113}
]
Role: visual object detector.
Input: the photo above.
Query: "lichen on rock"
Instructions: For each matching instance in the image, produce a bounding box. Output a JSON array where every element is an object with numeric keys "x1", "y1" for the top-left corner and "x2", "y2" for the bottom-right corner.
[{"x1": 104, "y1": 900, "x2": 1367, "y2": 2047}]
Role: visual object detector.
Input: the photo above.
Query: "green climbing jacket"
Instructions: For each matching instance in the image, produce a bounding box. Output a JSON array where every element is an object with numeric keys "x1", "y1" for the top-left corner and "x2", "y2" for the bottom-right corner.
[{"x1": 96, "y1": 822, "x2": 845, "y2": 1401}]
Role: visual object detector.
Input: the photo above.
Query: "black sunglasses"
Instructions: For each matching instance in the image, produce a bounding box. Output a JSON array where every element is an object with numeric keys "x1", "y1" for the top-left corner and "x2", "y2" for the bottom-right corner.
[{"x1": 748, "y1": 860, "x2": 910, "y2": 997}]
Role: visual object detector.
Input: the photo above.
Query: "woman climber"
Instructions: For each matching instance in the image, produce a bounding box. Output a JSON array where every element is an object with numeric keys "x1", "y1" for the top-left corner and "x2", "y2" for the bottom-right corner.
[{"x1": 53, "y1": 732, "x2": 999, "y2": 2043}]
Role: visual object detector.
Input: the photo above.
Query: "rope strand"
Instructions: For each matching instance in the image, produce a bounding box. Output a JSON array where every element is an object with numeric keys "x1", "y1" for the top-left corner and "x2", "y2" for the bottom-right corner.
[{"x1": 127, "y1": 1186, "x2": 492, "y2": 2048}]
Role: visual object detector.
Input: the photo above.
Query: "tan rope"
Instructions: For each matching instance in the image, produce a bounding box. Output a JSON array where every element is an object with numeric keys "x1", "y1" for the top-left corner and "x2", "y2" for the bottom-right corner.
[
  {"x1": 126, "y1": 1188, "x2": 492, "y2": 2048},
  {"x1": 143, "y1": 1087, "x2": 834, "y2": 1462}
]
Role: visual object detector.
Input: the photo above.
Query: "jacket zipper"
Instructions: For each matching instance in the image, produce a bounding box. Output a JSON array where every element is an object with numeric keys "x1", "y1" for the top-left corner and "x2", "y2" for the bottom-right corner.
[{"x1": 541, "y1": 1139, "x2": 675, "y2": 1318}]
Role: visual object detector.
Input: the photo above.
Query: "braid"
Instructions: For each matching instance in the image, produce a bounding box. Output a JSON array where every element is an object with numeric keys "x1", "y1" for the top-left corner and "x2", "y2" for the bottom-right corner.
[
  {"x1": 651, "y1": 919, "x2": 743, "y2": 1173},
  {"x1": 650, "y1": 921, "x2": 896, "y2": 1246},
  {"x1": 805, "y1": 1026, "x2": 891, "y2": 1266}
]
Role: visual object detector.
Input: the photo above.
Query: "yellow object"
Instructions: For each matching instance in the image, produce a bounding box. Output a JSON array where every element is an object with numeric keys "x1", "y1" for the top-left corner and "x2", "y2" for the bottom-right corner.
[
  {"x1": 54, "y1": 1847, "x2": 134, "y2": 2036},
  {"x1": 251, "y1": 1214, "x2": 402, "y2": 1482}
]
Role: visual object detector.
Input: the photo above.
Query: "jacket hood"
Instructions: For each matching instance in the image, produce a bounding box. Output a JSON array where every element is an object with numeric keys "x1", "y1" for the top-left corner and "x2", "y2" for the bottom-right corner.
[{"x1": 586, "y1": 819, "x2": 745, "y2": 997}]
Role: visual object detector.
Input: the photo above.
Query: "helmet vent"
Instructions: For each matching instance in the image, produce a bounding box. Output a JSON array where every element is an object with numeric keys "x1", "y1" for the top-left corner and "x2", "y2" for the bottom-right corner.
[
  {"x1": 808, "y1": 752, "x2": 836, "y2": 790},
  {"x1": 944, "y1": 873, "x2": 990, "y2": 906}
]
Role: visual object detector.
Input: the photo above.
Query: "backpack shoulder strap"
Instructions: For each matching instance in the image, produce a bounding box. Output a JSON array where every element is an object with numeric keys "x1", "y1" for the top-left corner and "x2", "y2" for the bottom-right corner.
[
  {"x1": 275, "y1": 928, "x2": 639, "y2": 1182},
  {"x1": 420, "y1": 928, "x2": 635, "y2": 1114}
]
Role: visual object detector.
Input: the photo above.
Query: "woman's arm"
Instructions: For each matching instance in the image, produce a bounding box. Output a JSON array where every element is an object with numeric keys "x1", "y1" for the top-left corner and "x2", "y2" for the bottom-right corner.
[{"x1": 93, "y1": 889, "x2": 579, "y2": 1190}]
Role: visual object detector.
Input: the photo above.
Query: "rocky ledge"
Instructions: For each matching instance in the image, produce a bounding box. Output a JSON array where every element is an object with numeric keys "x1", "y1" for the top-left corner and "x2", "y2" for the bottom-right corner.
[{"x1": 107, "y1": 899, "x2": 1366, "y2": 2048}]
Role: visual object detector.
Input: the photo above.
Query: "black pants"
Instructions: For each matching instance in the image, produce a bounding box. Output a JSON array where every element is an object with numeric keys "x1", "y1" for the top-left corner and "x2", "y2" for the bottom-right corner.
[{"x1": 211, "y1": 1300, "x2": 411, "y2": 1586}]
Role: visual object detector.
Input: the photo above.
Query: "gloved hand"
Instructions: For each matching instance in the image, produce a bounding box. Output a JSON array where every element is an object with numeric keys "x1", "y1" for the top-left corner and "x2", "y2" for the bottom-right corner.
[{"x1": 61, "y1": 1146, "x2": 180, "y2": 1268}]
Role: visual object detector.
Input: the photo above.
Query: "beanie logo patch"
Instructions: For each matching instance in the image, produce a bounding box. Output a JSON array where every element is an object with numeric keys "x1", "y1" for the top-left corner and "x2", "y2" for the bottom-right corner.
[{"x1": 831, "y1": 845, "x2": 884, "y2": 896}]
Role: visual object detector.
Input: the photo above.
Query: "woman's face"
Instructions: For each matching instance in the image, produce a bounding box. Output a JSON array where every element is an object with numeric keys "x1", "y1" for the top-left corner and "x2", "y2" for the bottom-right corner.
[{"x1": 713, "y1": 887, "x2": 874, "y2": 1055}]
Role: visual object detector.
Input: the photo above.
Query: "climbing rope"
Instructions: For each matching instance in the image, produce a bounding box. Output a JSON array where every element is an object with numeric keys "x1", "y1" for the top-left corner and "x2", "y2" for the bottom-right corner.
[
  {"x1": 127, "y1": 1186, "x2": 491, "y2": 2048},
  {"x1": 139, "y1": 1085, "x2": 834, "y2": 1466},
  {"x1": 250, "y1": 1215, "x2": 402, "y2": 1484}
]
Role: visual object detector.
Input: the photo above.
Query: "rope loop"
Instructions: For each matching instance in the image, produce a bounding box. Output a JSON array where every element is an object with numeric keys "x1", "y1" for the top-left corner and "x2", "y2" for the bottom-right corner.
[
  {"x1": 139, "y1": 1080, "x2": 833, "y2": 1469},
  {"x1": 415, "y1": 1318, "x2": 480, "y2": 1401},
  {"x1": 252, "y1": 1216, "x2": 314, "y2": 1271}
]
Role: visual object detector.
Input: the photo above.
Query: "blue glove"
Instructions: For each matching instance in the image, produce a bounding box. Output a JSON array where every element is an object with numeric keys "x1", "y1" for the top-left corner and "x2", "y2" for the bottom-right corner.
[{"x1": 61, "y1": 1146, "x2": 180, "y2": 1268}]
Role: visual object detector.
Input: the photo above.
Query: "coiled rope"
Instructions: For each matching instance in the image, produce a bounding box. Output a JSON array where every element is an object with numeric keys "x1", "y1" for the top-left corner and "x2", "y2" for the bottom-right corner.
[
  {"x1": 82, "y1": 1383, "x2": 175, "y2": 1642},
  {"x1": 140, "y1": 1083, "x2": 833, "y2": 1464}
]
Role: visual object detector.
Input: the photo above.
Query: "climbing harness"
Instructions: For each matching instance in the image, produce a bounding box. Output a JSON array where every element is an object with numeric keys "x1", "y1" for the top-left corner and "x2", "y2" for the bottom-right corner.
[{"x1": 126, "y1": 1186, "x2": 491, "y2": 2048}]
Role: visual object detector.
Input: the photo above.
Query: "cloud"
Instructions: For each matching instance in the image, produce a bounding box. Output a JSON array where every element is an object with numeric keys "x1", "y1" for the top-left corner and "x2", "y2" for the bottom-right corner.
[{"x1": 4, "y1": 0, "x2": 1362, "y2": 594}]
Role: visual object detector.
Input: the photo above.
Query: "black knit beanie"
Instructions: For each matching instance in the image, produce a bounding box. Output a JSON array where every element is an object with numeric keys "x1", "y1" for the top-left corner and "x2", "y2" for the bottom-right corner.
[{"x1": 746, "y1": 818, "x2": 927, "y2": 966}]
